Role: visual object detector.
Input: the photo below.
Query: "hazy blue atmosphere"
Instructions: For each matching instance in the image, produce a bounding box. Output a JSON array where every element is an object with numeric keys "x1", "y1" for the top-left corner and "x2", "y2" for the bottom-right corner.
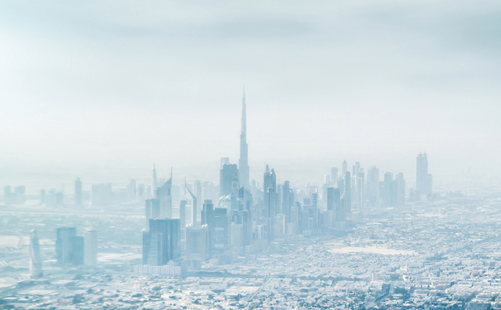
[
  {"x1": 2, "y1": 3, "x2": 501, "y2": 309},
  {"x1": 2, "y1": 0, "x2": 501, "y2": 193}
]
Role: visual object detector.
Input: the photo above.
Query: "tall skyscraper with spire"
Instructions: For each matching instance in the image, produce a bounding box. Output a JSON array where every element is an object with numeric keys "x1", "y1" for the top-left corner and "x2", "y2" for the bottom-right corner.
[
  {"x1": 152, "y1": 164, "x2": 157, "y2": 197},
  {"x1": 239, "y1": 88, "x2": 250, "y2": 189}
]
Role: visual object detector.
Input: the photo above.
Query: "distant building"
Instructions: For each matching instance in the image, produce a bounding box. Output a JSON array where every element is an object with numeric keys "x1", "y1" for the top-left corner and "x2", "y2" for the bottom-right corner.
[
  {"x1": 394, "y1": 173, "x2": 405, "y2": 207},
  {"x1": 282, "y1": 181, "x2": 291, "y2": 221},
  {"x1": 220, "y1": 157, "x2": 230, "y2": 170},
  {"x1": 4, "y1": 185, "x2": 26, "y2": 205},
  {"x1": 186, "y1": 225, "x2": 209, "y2": 260},
  {"x1": 343, "y1": 171, "x2": 351, "y2": 215},
  {"x1": 142, "y1": 232, "x2": 162, "y2": 266},
  {"x1": 366, "y1": 166, "x2": 379, "y2": 205},
  {"x1": 84, "y1": 230, "x2": 98, "y2": 266},
  {"x1": 331, "y1": 167, "x2": 338, "y2": 184},
  {"x1": 220, "y1": 164, "x2": 238, "y2": 198},
  {"x1": 180, "y1": 200, "x2": 187, "y2": 236},
  {"x1": 327, "y1": 187, "x2": 340, "y2": 213},
  {"x1": 239, "y1": 89, "x2": 250, "y2": 189},
  {"x1": 156, "y1": 170, "x2": 173, "y2": 218},
  {"x1": 56, "y1": 227, "x2": 84, "y2": 266},
  {"x1": 357, "y1": 169, "x2": 365, "y2": 211},
  {"x1": 145, "y1": 198, "x2": 160, "y2": 230},
  {"x1": 416, "y1": 153, "x2": 433, "y2": 199},
  {"x1": 29, "y1": 229, "x2": 43, "y2": 278},
  {"x1": 75, "y1": 178, "x2": 82, "y2": 206},
  {"x1": 145, "y1": 218, "x2": 181, "y2": 265},
  {"x1": 381, "y1": 172, "x2": 394, "y2": 207},
  {"x1": 211, "y1": 208, "x2": 229, "y2": 253}
]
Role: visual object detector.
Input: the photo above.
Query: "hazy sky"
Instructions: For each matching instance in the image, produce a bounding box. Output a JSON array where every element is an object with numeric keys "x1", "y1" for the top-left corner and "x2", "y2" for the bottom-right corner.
[{"x1": 1, "y1": 1, "x2": 500, "y2": 191}]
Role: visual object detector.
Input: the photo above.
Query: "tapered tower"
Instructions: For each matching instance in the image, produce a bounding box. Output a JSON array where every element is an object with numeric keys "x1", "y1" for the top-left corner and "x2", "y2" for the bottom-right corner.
[{"x1": 239, "y1": 88, "x2": 250, "y2": 189}]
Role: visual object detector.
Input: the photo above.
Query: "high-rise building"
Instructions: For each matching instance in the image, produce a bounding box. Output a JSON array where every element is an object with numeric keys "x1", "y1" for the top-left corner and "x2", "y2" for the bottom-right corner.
[
  {"x1": 211, "y1": 208, "x2": 229, "y2": 253},
  {"x1": 366, "y1": 166, "x2": 379, "y2": 205},
  {"x1": 331, "y1": 167, "x2": 338, "y2": 184},
  {"x1": 156, "y1": 169, "x2": 173, "y2": 218},
  {"x1": 357, "y1": 169, "x2": 365, "y2": 212},
  {"x1": 394, "y1": 173, "x2": 406, "y2": 207},
  {"x1": 186, "y1": 184, "x2": 198, "y2": 227},
  {"x1": 127, "y1": 179, "x2": 137, "y2": 201},
  {"x1": 327, "y1": 187, "x2": 340, "y2": 212},
  {"x1": 56, "y1": 227, "x2": 84, "y2": 266},
  {"x1": 239, "y1": 88, "x2": 250, "y2": 189},
  {"x1": 145, "y1": 198, "x2": 160, "y2": 230},
  {"x1": 382, "y1": 172, "x2": 393, "y2": 207},
  {"x1": 263, "y1": 166, "x2": 278, "y2": 218},
  {"x1": 282, "y1": 181, "x2": 291, "y2": 221},
  {"x1": 220, "y1": 164, "x2": 238, "y2": 198},
  {"x1": 220, "y1": 157, "x2": 230, "y2": 170},
  {"x1": 84, "y1": 230, "x2": 98, "y2": 266},
  {"x1": 152, "y1": 164, "x2": 157, "y2": 197},
  {"x1": 75, "y1": 178, "x2": 82, "y2": 207},
  {"x1": 142, "y1": 232, "x2": 162, "y2": 266},
  {"x1": 202, "y1": 199, "x2": 214, "y2": 227},
  {"x1": 342, "y1": 160, "x2": 348, "y2": 178},
  {"x1": 147, "y1": 218, "x2": 181, "y2": 264},
  {"x1": 186, "y1": 225, "x2": 209, "y2": 260},
  {"x1": 179, "y1": 200, "x2": 187, "y2": 235},
  {"x1": 29, "y1": 229, "x2": 43, "y2": 278},
  {"x1": 343, "y1": 171, "x2": 351, "y2": 215},
  {"x1": 416, "y1": 153, "x2": 433, "y2": 198}
]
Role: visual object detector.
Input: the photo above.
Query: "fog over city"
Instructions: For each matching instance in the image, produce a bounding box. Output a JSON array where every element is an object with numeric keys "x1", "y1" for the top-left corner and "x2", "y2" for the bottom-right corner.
[
  {"x1": 2, "y1": 0, "x2": 501, "y2": 191},
  {"x1": 1, "y1": 1, "x2": 501, "y2": 309}
]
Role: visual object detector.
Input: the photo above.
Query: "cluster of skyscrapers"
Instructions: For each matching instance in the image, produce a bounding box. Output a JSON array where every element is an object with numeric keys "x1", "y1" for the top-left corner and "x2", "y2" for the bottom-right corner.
[
  {"x1": 138, "y1": 90, "x2": 433, "y2": 270},
  {"x1": 11, "y1": 90, "x2": 433, "y2": 275}
]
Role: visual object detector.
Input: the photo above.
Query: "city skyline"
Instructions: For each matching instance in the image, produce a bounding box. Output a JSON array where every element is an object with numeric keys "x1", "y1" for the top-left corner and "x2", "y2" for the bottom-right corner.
[
  {"x1": 1, "y1": 0, "x2": 501, "y2": 189},
  {"x1": 1, "y1": 2, "x2": 500, "y2": 308}
]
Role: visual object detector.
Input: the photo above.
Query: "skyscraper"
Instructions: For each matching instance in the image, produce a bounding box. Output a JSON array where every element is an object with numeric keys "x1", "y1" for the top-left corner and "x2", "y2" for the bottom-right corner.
[
  {"x1": 84, "y1": 230, "x2": 98, "y2": 266},
  {"x1": 29, "y1": 229, "x2": 43, "y2": 278},
  {"x1": 394, "y1": 173, "x2": 406, "y2": 207},
  {"x1": 366, "y1": 166, "x2": 379, "y2": 205},
  {"x1": 416, "y1": 153, "x2": 433, "y2": 198},
  {"x1": 331, "y1": 167, "x2": 338, "y2": 184},
  {"x1": 186, "y1": 184, "x2": 197, "y2": 227},
  {"x1": 142, "y1": 232, "x2": 162, "y2": 266},
  {"x1": 74, "y1": 178, "x2": 82, "y2": 207},
  {"x1": 239, "y1": 88, "x2": 250, "y2": 189},
  {"x1": 147, "y1": 218, "x2": 181, "y2": 264},
  {"x1": 156, "y1": 169, "x2": 173, "y2": 218},
  {"x1": 220, "y1": 164, "x2": 238, "y2": 198},
  {"x1": 211, "y1": 208, "x2": 229, "y2": 253},
  {"x1": 56, "y1": 227, "x2": 84, "y2": 266},
  {"x1": 343, "y1": 171, "x2": 351, "y2": 215},
  {"x1": 282, "y1": 181, "x2": 291, "y2": 221},
  {"x1": 382, "y1": 172, "x2": 393, "y2": 207},
  {"x1": 152, "y1": 164, "x2": 157, "y2": 197},
  {"x1": 220, "y1": 157, "x2": 230, "y2": 170},
  {"x1": 327, "y1": 187, "x2": 340, "y2": 212}
]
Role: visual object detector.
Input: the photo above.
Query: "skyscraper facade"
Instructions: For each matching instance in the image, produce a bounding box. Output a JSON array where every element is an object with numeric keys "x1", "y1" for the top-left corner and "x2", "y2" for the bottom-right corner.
[
  {"x1": 416, "y1": 153, "x2": 433, "y2": 198},
  {"x1": 146, "y1": 218, "x2": 181, "y2": 265},
  {"x1": 84, "y1": 230, "x2": 98, "y2": 266},
  {"x1": 29, "y1": 229, "x2": 43, "y2": 278},
  {"x1": 238, "y1": 89, "x2": 250, "y2": 189},
  {"x1": 366, "y1": 166, "x2": 379, "y2": 205},
  {"x1": 75, "y1": 178, "x2": 82, "y2": 207},
  {"x1": 56, "y1": 227, "x2": 84, "y2": 266},
  {"x1": 343, "y1": 171, "x2": 351, "y2": 215},
  {"x1": 220, "y1": 164, "x2": 238, "y2": 198}
]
